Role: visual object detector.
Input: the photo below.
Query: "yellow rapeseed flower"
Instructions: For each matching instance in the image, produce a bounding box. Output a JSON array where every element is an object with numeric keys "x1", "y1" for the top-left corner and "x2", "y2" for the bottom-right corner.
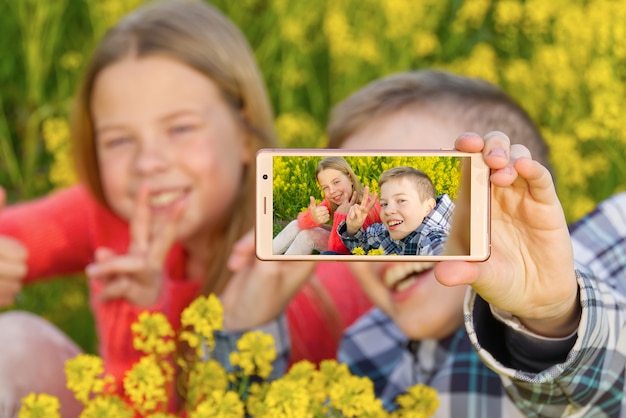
[
  {"x1": 190, "y1": 390, "x2": 245, "y2": 418},
  {"x1": 328, "y1": 374, "x2": 386, "y2": 417},
  {"x1": 186, "y1": 360, "x2": 229, "y2": 408},
  {"x1": 65, "y1": 354, "x2": 114, "y2": 405},
  {"x1": 18, "y1": 393, "x2": 60, "y2": 418},
  {"x1": 367, "y1": 248, "x2": 385, "y2": 256},
  {"x1": 229, "y1": 331, "x2": 276, "y2": 379},
  {"x1": 351, "y1": 247, "x2": 366, "y2": 256},
  {"x1": 78, "y1": 395, "x2": 134, "y2": 418},
  {"x1": 180, "y1": 294, "x2": 224, "y2": 354},
  {"x1": 123, "y1": 355, "x2": 170, "y2": 416},
  {"x1": 261, "y1": 379, "x2": 311, "y2": 418},
  {"x1": 131, "y1": 311, "x2": 176, "y2": 356},
  {"x1": 392, "y1": 384, "x2": 440, "y2": 418}
]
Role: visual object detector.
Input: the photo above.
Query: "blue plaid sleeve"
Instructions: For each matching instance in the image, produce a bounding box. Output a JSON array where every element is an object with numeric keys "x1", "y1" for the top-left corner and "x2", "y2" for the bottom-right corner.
[
  {"x1": 211, "y1": 314, "x2": 289, "y2": 380},
  {"x1": 570, "y1": 192, "x2": 626, "y2": 291},
  {"x1": 466, "y1": 268, "x2": 626, "y2": 417}
]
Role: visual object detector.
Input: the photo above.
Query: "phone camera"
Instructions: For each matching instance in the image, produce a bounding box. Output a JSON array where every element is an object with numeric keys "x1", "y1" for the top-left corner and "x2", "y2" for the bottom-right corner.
[{"x1": 263, "y1": 174, "x2": 268, "y2": 180}]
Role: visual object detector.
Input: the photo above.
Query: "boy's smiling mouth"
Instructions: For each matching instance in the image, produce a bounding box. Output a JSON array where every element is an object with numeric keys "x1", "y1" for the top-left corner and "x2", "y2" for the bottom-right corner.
[
  {"x1": 387, "y1": 219, "x2": 403, "y2": 229},
  {"x1": 383, "y1": 262, "x2": 435, "y2": 293}
]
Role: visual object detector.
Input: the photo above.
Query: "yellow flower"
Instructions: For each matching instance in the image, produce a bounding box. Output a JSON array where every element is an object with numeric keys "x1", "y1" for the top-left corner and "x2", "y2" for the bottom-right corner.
[
  {"x1": 180, "y1": 294, "x2": 224, "y2": 354},
  {"x1": 190, "y1": 390, "x2": 245, "y2": 418},
  {"x1": 260, "y1": 379, "x2": 311, "y2": 418},
  {"x1": 245, "y1": 382, "x2": 271, "y2": 417},
  {"x1": 328, "y1": 375, "x2": 386, "y2": 417},
  {"x1": 392, "y1": 384, "x2": 440, "y2": 417},
  {"x1": 229, "y1": 331, "x2": 276, "y2": 379},
  {"x1": 65, "y1": 354, "x2": 114, "y2": 404},
  {"x1": 78, "y1": 395, "x2": 134, "y2": 418},
  {"x1": 123, "y1": 355, "x2": 170, "y2": 416},
  {"x1": 367, "y1": 248, "x2": 385, "y2": 256},
  {"x1": 131, "y1": 311, "x2": 176, "y2": 356},
  {"x1": 41, "y1": 117, "x2": 77, "y2": 188},
  {"x1": 18, "y1": 393, "x2": 60, "y2": 418},
  {"x1": 351, "y1": 247, "x2": 366, "y2": 256},
  {"x1": 187, "y1": 360, "x2": 229, "y2": 408}
]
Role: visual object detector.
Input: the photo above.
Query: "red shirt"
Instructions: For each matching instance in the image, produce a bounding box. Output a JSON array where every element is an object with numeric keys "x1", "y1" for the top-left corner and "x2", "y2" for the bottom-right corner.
[{"x1": 0, "y1": 185, "x2": 372, "y2": 379}]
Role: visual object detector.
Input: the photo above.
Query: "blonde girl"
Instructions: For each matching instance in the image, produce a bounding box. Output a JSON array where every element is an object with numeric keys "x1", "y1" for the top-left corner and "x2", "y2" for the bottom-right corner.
[
  {"x1": 0, "y1": 0, "x2": 314, "y2": 415},
  {"x1": 273, "y1": 156, "x2": 381, "y2": 255}
]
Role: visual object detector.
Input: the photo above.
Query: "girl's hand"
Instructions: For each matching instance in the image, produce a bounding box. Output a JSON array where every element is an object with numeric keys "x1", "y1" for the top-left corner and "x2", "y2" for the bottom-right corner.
[
  {"x1": 0, "y1": 187, "x2": 28, "y2": 307},
  {"x1": 308, "y1": 196, "x2": 330, "y2": 225},
  {"x1": 221, "y1": 230, "x2": 316, "y2": 331},
  {"x1": 435, "y1": 132, "x2": 579, "y2": 337},
  {"x1": 334, "y1": 190, "x2": 358, "y2": 215},
  {"x1": 86, "y1": 186, "x2": 183, "y2": 307},
  {"x1": 346, "y1": 186, "x2": 377, "y2": 235}
]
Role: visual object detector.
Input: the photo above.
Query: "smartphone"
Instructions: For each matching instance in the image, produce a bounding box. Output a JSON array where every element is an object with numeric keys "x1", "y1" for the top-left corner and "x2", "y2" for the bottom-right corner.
[{"x1": 256, "y1": 149, "x2": 490, "y2": 261}]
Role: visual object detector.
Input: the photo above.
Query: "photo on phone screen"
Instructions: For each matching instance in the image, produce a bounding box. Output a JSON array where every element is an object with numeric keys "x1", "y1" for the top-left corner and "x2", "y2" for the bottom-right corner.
[{"x1": 256, "y1": 149, "x2": 490, "y2": 261}]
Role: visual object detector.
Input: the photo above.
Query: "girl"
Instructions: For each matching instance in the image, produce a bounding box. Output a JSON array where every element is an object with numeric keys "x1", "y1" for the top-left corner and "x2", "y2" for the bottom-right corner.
[
  {"x1": 272, "y1": 156, "x2": 381, "y2": 255},
  {"x1": 0, "y1": 0, "x2": 326, "y2": 415}
]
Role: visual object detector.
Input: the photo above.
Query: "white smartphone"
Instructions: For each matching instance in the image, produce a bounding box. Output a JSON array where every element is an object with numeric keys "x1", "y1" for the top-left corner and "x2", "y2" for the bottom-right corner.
[{"x1": 256, "y1": 149, "x2": 490, "y2": 261}]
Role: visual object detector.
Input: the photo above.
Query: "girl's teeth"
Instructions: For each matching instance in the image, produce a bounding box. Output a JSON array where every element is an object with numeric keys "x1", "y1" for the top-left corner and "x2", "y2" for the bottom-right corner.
[{"x1": 150, "y1": 191, "x2": 182, "y2": 206}]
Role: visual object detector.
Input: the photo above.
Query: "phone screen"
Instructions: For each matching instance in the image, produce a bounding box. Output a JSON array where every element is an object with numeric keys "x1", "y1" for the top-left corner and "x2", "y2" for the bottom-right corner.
[{"x1": 256, "y1": 149, "x2": 490, "y2": 261}]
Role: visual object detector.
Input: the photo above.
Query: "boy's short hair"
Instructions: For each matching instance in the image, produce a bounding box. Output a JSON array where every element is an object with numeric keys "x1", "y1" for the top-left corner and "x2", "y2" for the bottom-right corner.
[
  {"x1": 378, "y1": 166, "x2": 436, "y2": 202},
  {"x1": 327, "y1": 70, "x2": 553, "y2": 177}
]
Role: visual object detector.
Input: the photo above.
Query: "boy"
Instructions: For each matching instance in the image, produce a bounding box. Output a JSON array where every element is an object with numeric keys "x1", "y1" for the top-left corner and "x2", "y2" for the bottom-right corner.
[
  {"x1": 323, "y1": 70, "x2": 625, "y2": 416},
  {"x1": 338, "y1": 166, "x2": 454, "y2": 256}
]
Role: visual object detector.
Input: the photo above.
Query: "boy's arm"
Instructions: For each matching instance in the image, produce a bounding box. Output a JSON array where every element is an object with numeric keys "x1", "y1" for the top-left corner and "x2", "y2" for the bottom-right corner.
[
  {"x1": 465, "y1": 267, "x2": 626, "y2": 417},
  {"x1": 337, "y1": 220, "x2": 368, "y2": 252}
]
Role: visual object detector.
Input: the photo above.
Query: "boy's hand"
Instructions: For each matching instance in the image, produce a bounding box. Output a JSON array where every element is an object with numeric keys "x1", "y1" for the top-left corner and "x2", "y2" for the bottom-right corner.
[
  {"x1": 435, "y1": 132, "x2": 580, "y2": 337},
  {"x1": 0, "y1": 187, "x2": 27, "y2": 307},
  {"x1": 308, "y1": 196, "x2": 330, "y2": 225},
  {"x1": 346, "y1": 186, "x2": 377, "y2": 236},
  {"x1": 86, "y1": 185, "x2": 183, "y2": 307},
  {"x1": 222, "y1": 229, "x2": 316, "y2": 331}
]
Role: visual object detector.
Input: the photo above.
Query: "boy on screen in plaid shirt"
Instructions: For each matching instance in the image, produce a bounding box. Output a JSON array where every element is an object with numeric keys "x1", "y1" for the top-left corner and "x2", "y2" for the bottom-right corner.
[{"x1": 338, "y1": 166, "x2": 454, "y2": 256}]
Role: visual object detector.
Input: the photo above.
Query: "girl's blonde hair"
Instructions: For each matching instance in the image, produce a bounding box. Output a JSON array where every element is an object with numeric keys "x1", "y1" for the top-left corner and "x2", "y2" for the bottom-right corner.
[{"x1": 71, "y1": 0, "x2": 278, "y2": 294}]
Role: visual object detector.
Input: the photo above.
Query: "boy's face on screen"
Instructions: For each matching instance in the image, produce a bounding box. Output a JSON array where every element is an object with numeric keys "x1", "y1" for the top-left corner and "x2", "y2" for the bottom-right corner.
[
  {"x1": 379, "y1": 178, "x2": 433, "y2": 241},
  {"x1": 342, "y1": 109, "x2": 468, "y2": 340}
]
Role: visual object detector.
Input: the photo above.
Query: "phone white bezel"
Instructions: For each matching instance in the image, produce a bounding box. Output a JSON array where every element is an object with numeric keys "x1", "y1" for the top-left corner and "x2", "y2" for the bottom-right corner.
[{"x1": 256, "y1": 148, "x2": 490, "y2": 261}]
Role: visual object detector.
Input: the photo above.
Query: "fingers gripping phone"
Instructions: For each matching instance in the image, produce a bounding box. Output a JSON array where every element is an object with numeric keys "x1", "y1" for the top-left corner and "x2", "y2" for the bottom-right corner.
[{"x1": 256, "y1": 149, "x2": 490, "y2": 261}]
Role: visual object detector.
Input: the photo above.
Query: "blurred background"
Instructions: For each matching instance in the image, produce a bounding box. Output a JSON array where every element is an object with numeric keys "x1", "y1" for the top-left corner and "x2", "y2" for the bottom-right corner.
[{"x1": 1, "y1": 0, "x2": 624, "y2": 353}]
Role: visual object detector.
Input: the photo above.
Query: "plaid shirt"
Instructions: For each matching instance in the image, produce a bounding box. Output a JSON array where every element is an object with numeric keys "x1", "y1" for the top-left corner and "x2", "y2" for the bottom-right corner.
[
  {"x1": 339, "y1": 193, "x2": 626, "y2": 417},
  {"x1": 338, "y1": 194, "x2": 454, "y2": 255}
]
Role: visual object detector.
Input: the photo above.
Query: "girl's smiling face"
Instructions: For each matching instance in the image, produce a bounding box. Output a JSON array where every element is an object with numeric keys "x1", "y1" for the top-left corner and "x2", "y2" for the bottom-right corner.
[
  {"x1": 92, "y1": 55, "x2": 251, "y2": 244},
  {"x1": 317, "y1": 168, "x2": 354, "y2": 205}
]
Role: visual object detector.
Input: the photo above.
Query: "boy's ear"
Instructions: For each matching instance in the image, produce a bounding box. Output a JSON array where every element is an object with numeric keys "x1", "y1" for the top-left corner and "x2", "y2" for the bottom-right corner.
[{"x1": 424, "y1": 197, "x2": 437, "y2": 214}]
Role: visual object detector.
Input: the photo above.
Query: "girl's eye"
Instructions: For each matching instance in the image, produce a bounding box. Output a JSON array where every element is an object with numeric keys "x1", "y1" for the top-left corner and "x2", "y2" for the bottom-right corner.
[
  {"x1": 169, "y1": 124, "x2": 195, "y2": 136},
  {"x1": 380, "y1": 202, "x2": 387, "y2": 208},
  {"x1": 101, "y1": 136, "x2": 131, "y2": 149}
]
